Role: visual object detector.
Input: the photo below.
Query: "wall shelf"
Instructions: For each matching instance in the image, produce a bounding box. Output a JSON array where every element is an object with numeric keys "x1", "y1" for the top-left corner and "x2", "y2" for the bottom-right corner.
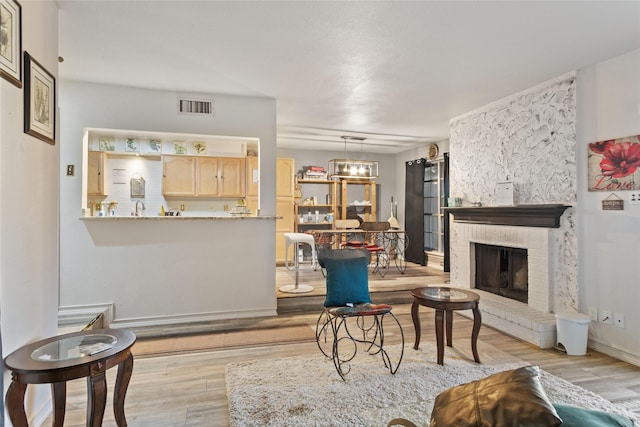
[{"x1": 444, "y1": 204, "x2": 572, "y2": 228}]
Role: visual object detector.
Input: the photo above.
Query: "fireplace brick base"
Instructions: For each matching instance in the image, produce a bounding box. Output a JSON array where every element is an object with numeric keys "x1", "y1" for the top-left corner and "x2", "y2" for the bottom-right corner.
[
  {"x1": 456, "y1": 289, "x2": 557, "y2": 348},
  {"x1": 450, "y1": 222, "x2": 563, "y2": 348}
]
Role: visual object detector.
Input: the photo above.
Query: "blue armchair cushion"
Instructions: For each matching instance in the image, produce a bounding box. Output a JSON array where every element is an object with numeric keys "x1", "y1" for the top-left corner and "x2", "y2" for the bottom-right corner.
[
  {"x1": 552, "y1": 403, "x2": 634, "y2": 427},
  {"x1": 323, "y1": 256, "x2": 371, "y2": 307}
]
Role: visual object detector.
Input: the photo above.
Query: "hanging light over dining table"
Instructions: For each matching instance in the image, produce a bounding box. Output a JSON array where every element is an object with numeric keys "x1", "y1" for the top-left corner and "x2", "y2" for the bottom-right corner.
[{"x1": 329, "y1": 136, "x2": 378, "y2": 179}]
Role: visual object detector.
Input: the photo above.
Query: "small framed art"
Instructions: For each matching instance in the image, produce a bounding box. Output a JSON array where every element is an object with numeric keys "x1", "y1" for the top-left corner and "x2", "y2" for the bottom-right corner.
[
  {"x1": 98, "y1": 136, "x2": 115, "y2": 151},
  {"x1": 0, "y1": 0, "x2": 22, "y2": 88},
  {"x1": 130, "y1": 177, "x2": 145, "y2": 198},
  {"x1": 24, "y1": 51, "x2": 56, "y2": 144},
  {"x1": 125, "y1": 138, "x2": 140, "y2": 152},
  {"x1": 148, "y1": 139, "x2": 162, "y2": 153}
]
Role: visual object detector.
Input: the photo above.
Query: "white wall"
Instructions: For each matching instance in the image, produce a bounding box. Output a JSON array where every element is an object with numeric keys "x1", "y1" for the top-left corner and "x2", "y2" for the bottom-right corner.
[
  {"x1": 577, "y1": 48, "x2": 640, "y2": 365},
  {"x1": 59, "y1": 82, "x2": 278, "y2": 325},
  {"x1": 0, "y1": 1, "x2": 59, "y2": 424}
]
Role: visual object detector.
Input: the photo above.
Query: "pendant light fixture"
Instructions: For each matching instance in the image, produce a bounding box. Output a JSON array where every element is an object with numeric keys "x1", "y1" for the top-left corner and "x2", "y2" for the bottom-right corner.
[{"x1": 328, "y1": 136, "x2": 379, "y2": 180}]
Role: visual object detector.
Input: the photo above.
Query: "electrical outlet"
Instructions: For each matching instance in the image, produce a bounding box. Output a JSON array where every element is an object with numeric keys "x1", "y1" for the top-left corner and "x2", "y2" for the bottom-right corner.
[
  {"x1": 588, "y1": 307, "x2": 598, "y2": 322},
  {"x1": 601, "y1": 310, "x2": 613, "y2": 325},
  {"x1": 630, "y1": 192, "x2": 640, "y2": 205},
  {"x1": 614, "y1": 313, "x2": 625, "y2": 328}
]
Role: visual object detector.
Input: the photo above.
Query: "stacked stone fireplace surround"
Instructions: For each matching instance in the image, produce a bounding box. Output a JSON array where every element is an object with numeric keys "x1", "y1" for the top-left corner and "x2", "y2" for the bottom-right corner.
[{"x1": 448, "y1": 72, "x2": 578, "y2": 349}]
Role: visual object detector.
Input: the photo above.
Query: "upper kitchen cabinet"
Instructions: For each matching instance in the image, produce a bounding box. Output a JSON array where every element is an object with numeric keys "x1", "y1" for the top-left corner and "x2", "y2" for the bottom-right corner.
[
  {"x1": 87, "y1": 151, "x2": 106, "y2": 196},
  {"x1": 162, "y1": 155, "x2": 246, "y2": 198},
  {"x1": 162, "y1": 155, "x2": 196, "y2": 196},
  {"x1": 197, "y1": 157, "x2": 246, "y2": 198}
]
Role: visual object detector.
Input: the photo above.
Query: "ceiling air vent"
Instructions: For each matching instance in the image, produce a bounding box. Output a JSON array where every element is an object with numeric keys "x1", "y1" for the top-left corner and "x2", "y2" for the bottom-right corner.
[{"x1": 177, "y1": 97, "x2": 215, "y2": 117}]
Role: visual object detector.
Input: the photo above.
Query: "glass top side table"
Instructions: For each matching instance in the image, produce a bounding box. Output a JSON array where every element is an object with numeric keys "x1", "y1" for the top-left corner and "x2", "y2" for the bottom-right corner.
[
  {"x1": 411, "y1": 286, "x2": 482, "y2": 365},
  {"x1": 5, "y1": 328, "x2": 136, "y2": 427},
  {"x1": 31, "y1": 333, "x2": 118, "y2": 362}
]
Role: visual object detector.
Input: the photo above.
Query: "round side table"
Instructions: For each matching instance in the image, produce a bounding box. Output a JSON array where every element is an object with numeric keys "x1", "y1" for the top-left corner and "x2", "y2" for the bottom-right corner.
[
  {"x1": 411, "y1": 286, "x2": 481, "y2": 365},
  {"x1": 4, "y1": 328, "x2": 136, "y2": 427}
]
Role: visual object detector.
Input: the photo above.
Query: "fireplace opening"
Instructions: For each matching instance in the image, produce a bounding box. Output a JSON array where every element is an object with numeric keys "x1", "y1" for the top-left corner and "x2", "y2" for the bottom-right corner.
[{"x1": 475, "y1": 243, "x2": 528, "y2": 304}]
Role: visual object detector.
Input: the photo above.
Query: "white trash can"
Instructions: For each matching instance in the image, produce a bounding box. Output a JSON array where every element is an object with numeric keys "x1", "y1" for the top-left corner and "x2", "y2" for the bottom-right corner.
[{"x1": 555, "y1": 312, "x2": 591, "y2": 356}]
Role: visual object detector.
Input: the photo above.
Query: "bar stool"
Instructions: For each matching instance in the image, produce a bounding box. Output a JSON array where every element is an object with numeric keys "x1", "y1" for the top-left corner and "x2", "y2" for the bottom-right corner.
[{"x1": 280, "y1": 233, "x2": 317, "y2": 293}]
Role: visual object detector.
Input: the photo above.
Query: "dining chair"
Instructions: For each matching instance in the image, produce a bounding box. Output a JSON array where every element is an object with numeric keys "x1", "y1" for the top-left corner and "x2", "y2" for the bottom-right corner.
[
  {"x1": 315, "y1": 248, "x2": 404, "y2": 380},
  {"x1": 360, "y1": 221, "x2": 391, "y2": 277},
  {"x1": 334, "y1": 219, "x2": 364, "y2": 249}
]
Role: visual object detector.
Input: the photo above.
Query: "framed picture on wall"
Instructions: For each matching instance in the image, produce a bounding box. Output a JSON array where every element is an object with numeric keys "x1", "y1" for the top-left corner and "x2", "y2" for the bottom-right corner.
[
  {"x1": 0, "y1": 0, "x2": 22, "y2": 88},
  {"x1": 23, "y1": 51, "x2": 56, "y2": 144}
]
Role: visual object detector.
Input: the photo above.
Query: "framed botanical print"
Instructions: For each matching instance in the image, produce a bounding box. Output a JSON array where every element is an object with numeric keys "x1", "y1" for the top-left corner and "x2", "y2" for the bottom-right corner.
[
  {"x1": 0, "y1": 0, "x2": 22, "y2": 87},
  {"x1": 24, "y1": 51, "x2": 56, "y2": 144}
]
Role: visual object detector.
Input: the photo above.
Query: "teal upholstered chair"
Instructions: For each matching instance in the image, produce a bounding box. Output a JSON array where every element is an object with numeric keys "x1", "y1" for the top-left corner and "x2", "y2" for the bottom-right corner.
[{"x1": 315, "y1": 248, "x2": 404, "y2": 380}]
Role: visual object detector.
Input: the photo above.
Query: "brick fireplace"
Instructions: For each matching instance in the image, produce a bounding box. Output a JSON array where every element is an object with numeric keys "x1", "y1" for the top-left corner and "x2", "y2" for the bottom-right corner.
[{"x1": 447, "y1": 205, "x2": 571, "y2": 348}]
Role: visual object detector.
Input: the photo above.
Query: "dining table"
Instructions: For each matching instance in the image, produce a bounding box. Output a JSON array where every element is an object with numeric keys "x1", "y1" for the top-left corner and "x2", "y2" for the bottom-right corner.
[{"x1": 305, "y1": 228, "x2": 409, "y2": 274}]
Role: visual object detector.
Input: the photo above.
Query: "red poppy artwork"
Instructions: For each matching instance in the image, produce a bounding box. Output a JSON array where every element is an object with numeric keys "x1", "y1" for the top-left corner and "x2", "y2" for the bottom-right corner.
[{"x1": 588, "y1": 134, "x2": 640, "y2": 191}]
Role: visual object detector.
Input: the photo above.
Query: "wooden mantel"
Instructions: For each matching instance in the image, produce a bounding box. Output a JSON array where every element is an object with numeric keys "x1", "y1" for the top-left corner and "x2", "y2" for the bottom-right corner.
[{"x1": 444, "y1": 204, "x2": 571, "y2": 228}]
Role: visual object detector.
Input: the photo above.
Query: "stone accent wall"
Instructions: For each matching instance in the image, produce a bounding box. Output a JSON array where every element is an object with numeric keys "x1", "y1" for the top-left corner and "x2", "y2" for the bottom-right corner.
[{"x1": 449, "y1": 72, "x2": 578, "y2": 312}]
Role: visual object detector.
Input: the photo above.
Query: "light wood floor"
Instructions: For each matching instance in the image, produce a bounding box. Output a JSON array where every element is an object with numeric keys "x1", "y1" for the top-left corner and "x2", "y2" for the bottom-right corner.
[{"x1": 45, "y1": 264, "x2": 640, "y2": 426}]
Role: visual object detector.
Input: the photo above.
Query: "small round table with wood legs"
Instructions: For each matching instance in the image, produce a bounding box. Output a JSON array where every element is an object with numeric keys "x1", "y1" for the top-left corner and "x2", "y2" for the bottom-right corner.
[
  {"x1": 411, "y1": 287, "x2": 481, "y2": 365},
  {"x1": 4, "y1": 328, "x2": 136, "y2": 427}
]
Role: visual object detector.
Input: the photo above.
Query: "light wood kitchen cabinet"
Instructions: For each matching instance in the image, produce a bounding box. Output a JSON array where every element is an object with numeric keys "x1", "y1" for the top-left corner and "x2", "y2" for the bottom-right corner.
[
  {"x1": 276, "y1": 158, "x2": 295, "y2": 264},
  {"x1": 217, "y1": 157, "x2": 245, "y2": 197},
  {"x1": 196, "y1": 157, "x2": 246, "y2": 197},
  {"x1": 246, "y1": 156, "x2": 259, "y2": 197},
  {"x1": 163, "y1": 155, "x2": 245, "y2": 197},
  {"x1": 276, "y1": 198, "x2": 296, "y2": 263},
  {"x1": 162, "y1": 155, "x2": 196, "y2": 196},
  {"x1": 195, "y1": 157, "x2": 219, "y2": 196},
  {"x1": 87, "y1": 151, "x2": 106, "y2": 196},
  {"x1": 276, "y1": 158, "x2": 295, "y2": 197}
]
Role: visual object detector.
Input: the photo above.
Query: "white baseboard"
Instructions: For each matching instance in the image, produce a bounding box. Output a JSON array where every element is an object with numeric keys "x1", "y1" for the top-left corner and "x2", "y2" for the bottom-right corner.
[
  {"x1": 58, "y1": 303, "x2": 114, "y2": 328},
  {"x1": 587, "y1": 339, "x2": 640, "y2": 368},
  {"x1": 109, "y1": 308, "x2": 278, "y2": 329}
]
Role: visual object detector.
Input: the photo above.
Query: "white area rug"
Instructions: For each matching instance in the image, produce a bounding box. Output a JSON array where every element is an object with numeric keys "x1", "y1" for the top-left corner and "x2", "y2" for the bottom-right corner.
[{"x1": 226, "y1": 343, "x2": 639, "y2": 426}]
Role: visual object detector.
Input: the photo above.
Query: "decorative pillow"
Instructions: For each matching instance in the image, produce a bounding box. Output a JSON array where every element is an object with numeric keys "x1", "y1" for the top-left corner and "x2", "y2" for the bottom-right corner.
[
  {"x1": 323, "y1": 255, "x2": 371, "y2": 307},
  {"x1": 430, "y1": 366, "x2": 562, "y2": 427},
  {"x1": 552, "y1": 403, "x2": 634, "y2": 427}
]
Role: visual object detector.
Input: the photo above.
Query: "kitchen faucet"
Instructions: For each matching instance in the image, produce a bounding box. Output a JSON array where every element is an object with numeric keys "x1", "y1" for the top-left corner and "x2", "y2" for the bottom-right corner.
[{"x1": 135, "y1": 200, "x2": 146, "y2": 217}]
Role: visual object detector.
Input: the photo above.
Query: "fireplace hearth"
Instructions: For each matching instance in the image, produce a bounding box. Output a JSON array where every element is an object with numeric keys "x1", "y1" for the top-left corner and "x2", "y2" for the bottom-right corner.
[{"x1": 475, "y1": 243, "x2": 528, "y2": 303}]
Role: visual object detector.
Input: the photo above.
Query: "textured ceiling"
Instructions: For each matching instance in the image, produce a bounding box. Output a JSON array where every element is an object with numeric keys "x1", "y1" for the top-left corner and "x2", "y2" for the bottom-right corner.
[{"x1": 57, "y1": 1, "x2": 640, "y2": 153}]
